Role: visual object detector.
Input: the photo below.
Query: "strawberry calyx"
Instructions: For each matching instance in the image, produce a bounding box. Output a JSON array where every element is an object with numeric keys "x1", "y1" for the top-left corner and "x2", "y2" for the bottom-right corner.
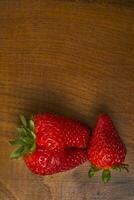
[
  {"x1": 102, "y1": 169, "x2": 111, "y2": 183},
  {"x1": 88, "y1": 164, "x2": 129, "y2": 183},
  {"x1": 9, "y1": 115, "x2": 36, "y2": 159},
  {"x1": 88, "y1": 165, "x2": 100, "y2": 177},
  {"x1": 112, "y1": 163, "x2": 129, "y2": 172}
]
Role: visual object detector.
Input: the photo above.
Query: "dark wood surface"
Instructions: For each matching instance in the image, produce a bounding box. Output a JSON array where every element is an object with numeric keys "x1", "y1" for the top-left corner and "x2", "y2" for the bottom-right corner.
[{"x1": 0, "y1": 1, "x2": 134, "y2": 200}]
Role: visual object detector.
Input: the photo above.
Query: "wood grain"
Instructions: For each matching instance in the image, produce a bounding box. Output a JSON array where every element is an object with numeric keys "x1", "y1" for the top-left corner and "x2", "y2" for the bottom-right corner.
[{"x1": 0, "y1": 1, "x2": 134, "y2": 200}]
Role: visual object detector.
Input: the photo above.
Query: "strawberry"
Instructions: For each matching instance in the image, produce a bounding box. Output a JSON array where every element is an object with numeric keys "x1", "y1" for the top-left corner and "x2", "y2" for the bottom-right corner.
[
  {"x1": 24, "y1": 149, "x2": 87, "y2": 175},
  {"x1": 10, "y1": 113, "x2": 90, "y2": 175},
  {"x1": 34, "y1": 113, "x2": 90, "y2": 150},
  {"x1": 87, "y1": 114, "x2": 128, "y2": 183}
]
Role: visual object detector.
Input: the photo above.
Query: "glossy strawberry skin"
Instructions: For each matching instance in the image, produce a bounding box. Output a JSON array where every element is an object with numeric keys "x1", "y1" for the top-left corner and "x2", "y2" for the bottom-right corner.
[
  {"x1": 24, "y1": 148, "x2": 87, "y2": 175},
  {"x1": 88, "y1": 114, "x2": 126, "y2": 169},
  {"x1": 34, "y1": 113, "x2": 90, "y2": 151}
]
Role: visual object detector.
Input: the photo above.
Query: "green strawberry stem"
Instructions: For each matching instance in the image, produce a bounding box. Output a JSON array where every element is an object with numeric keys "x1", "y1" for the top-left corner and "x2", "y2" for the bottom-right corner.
[
  {"x1": 88, "y1": 164, "x2": 129, "y2": 183},
  {"x1": 9, "y1": 115, "x2": 36, "y2": 159}
]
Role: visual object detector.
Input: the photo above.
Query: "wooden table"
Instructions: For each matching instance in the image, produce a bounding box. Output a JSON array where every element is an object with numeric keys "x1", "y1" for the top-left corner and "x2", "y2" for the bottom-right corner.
[{"x1": 0, "y1": 1, "x2": 134, "y2": 200}]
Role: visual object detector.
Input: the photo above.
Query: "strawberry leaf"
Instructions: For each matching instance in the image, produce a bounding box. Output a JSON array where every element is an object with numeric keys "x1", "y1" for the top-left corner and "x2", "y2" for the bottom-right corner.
[
  {"x1": 112, "y1": 164, "x2": 129, "y2": 173},
  {"x1": 88, "y1": 165, "x2": 100, "y2": 178},
  {"x1": 29, "y1": 120, "x2": 35, "y2": 131},
  {"x1": 30, "y1": 142, "x2": 36, "y2": 152},
  {"x1": 112, "y1": 166, "x2": 121, "y2": 172},
  {"x1": 22, "y1": 145, "x2": 32, "y2": 156},
  {"x1": 102, "y1": 169, "x2": 111, "y2": 183},
  {"x1": 17, "y1": 127, "x2": 27, "y2": 137},
  {"x1": 10, "y1": 115, "x2": 36, "y2": 159},
  {"x1": 10, "y1": 146, "x2": 25, "y2": 159},
  {"x1": 20, "y1": 115, "x2": 27, "y2": 127},
  {"x1": 30, "y1": 131, "x2": 36, "y2": 139},
  {"x1": 9, "y1": 138, "x2": 25, "y2": 146},
  {"x1": 88, "y1": 168, "x2": 95, "y2": 177},
  {"x1": 121, "y1": 164, "x2": 129, "y2": 173}
]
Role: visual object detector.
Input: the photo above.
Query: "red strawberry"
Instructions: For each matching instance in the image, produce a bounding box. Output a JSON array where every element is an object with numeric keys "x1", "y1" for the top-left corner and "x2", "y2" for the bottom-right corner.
[
  {"x1": 24, "y1": 148, "x2": 87, "y2": 175},
  {"x1": 34, "y1": 113, "x2": 90, "y2": 150},
  {"x1": 10, "y1": 113, "x2": 90, "y2": 175},
  {"x1": 87, "y1": 114, "x2": 128, "y2": 183}
]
